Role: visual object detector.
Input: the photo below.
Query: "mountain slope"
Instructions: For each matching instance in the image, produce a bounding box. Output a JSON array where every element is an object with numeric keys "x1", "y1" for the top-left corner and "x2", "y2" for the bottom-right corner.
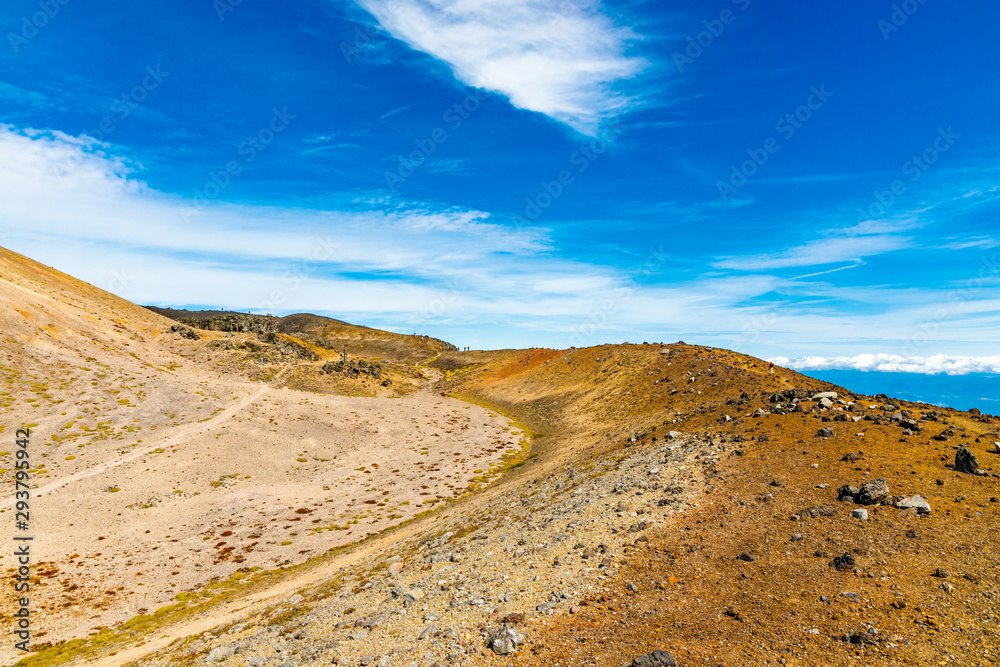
[{"x1": 2, "y1": 247, "x2": 997, "y2": 667}]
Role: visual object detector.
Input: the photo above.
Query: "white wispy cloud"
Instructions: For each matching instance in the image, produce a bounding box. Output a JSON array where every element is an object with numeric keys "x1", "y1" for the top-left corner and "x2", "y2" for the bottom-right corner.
[
  {"x1": 353, "y1": 0, "x2": 647, "y2": 134},
  {"x1": 2, "y1": 124, "x2": 997, "y2": 355},
  {"x1": 714, "y1": 234, "x2": 911, "y2": 271},
  {"x1": 772, "y1": 353, "x2": 1000, "y2": 375}
]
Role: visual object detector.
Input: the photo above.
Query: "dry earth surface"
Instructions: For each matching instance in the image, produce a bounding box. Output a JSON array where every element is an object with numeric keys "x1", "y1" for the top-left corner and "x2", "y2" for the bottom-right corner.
[
  {"x1": 0, "y1": 248, "x2": 520, "y2": 665},
  {"x1": 2, "y1": 246, "x2": 998, "y2": 667}
]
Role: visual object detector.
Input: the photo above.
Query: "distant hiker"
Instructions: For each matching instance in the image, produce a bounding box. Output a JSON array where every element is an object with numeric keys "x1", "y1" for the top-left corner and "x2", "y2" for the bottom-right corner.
[{"x1": 768, "y1": 361, "x2": 774, "y2": 374}]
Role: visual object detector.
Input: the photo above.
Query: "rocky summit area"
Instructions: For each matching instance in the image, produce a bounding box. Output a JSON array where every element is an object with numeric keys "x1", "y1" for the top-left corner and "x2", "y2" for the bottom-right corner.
[
  {"x1": 109, "y1": 345, "x2": 1000, "y2": 667},
  {"x1": 1, "y1": 247, "x2": 998, "y2": 667}
]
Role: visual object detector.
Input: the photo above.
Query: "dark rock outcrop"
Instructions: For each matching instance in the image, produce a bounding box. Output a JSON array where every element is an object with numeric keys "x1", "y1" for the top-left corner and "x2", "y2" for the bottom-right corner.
[{"x1": 628, "y1": 650, "x2": 677, "y2": 667}]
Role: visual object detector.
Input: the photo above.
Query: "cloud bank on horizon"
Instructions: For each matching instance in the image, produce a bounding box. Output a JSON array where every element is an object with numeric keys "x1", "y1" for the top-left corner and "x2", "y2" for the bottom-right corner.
[
  {"x1": 0, "y1": 0, "x2": 998, "y2": 366},
  {"x1": 773, "y1": 354, "x2": 1000, "y2": 376}
]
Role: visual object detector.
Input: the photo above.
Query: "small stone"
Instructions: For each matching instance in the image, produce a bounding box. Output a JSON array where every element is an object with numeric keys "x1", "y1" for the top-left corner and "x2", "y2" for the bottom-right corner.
[
  {"x1": 817, "y1": 427, "x2": 834, "y2": 438},
  {"x1": 831, "y1": 553, "x2": 856, "y2": 571},
  {"x1": 626, "y1": 582, "x2": 639, "y2": 592},
  {"x1": 791, "y1": 533, "x2": 804, "y2": 542},
  {"x1": 933, "y1": 567, "x2": 948, "y2": 578},
  {"x1": 852, "y1": 508, "x2": 868, "y2": 520},
  {"x1": 736, "y1": 553, "x2": 755, "y2": 562},
  {"x1": 288, "y1": 594, "x2": 303, "y2": 604},
  {"x1": 388, "y1": 562, "x2": 404, "y2": 575},
  {"x1": 906, "y1": 528, "x2": 917, "y2": 538},
  {"x1": 896, "y1": 494, "x2": 931, "y2": 514},
  {"x1": 487, "y1": 626, "x2": 525, "y2": 655},
  {"x1": 858, "y1": 477, "x2": 890, "y2": 505}
]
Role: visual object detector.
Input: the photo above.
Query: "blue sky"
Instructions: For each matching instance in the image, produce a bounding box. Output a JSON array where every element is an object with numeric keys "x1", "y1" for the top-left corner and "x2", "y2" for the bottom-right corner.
[{"x1": 1, "y1": 0, "x2": 998, "y2": 372}]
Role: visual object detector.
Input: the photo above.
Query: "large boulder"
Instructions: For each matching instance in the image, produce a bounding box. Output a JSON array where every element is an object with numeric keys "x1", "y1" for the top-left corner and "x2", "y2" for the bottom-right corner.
[
  {"x1": 857, "y1": 477, "x2": 890, "y2": 505},
  {"x1": 955, "y1": 448, "x2": 981, "y2": 475}
]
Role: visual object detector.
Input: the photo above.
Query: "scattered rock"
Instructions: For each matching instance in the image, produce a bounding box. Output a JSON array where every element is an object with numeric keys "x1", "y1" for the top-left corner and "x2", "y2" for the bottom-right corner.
[
  {"x1": 845, "y1": 628, "x2": 878, "y2": 645},
  {"x1": 724, "y1": 608, "x2": 747, "y2": 622},
  {"x1": 831, "y1": 553, "x2": 856, "y2": 571},
  {"x1": 858, "y1": 477, "x2": 890, "y2": 505},
  {"x1": 895, "y1": 495, "x2": 931, "y2": 514},
  {"x1": 487, "y1": 626, "x2": 525, "y2": 655},
  {"x1": 851, "y1": 508, "x2": 868, "y2": 521},
  {"x1": 836, "y1": 485, "x2": 860, "y2": 502},
  {"x1": 736, "y1": 553, "x2": 755, "y2": 562},
  {"x1": 804, "y1": 505, "x2": 836, "y2": 518},
  {"x1": 955, "y1": 447, "x2": 982, "y2": 475},
  {"x1": 817, "y1": 427, "x2": 834, "y2": 438},
  {"x1": 628, "y1": 650, "x2": 677, "y2": 667},
  {"x1": 169, "y1": 323, "x2": 200, "y2": 340}
]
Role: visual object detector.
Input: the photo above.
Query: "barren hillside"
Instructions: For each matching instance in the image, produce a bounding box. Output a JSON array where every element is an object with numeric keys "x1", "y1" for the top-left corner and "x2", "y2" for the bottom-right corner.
[{"x1": 2, "y1": 247, "x2": 997, "y2": 667}]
